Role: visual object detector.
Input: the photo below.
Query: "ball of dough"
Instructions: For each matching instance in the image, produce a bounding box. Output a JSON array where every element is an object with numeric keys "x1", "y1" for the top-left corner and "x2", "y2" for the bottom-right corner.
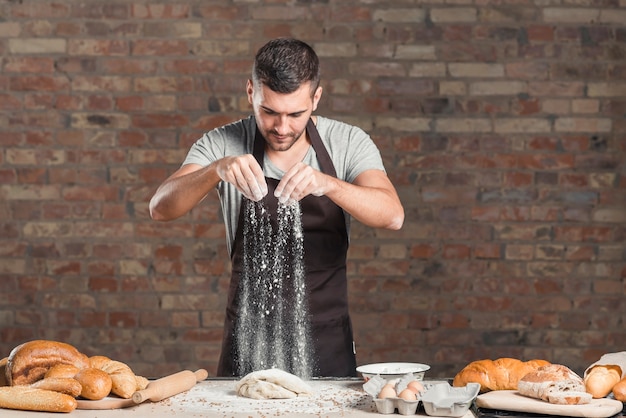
[{"x1": 74, "y1": 368, "x2": 112, "y2": 400}]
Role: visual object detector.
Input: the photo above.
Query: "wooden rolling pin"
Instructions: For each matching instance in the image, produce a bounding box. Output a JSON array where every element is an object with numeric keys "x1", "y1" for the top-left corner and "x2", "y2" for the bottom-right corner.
[{"x1": 132, "y1": 368, "x2": 208, "y2": 404}]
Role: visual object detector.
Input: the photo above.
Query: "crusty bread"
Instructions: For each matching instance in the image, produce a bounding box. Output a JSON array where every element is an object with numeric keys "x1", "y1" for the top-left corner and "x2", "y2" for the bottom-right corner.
[
  {"x1": 7, "y1": 340, "x2": 89, "y2": 386},
  {"x1": 136, "y1": 375, "x2": 149, "y2": 391},
  {"x1": 613, "y1": 376, "x2": 626, "y2": 402},
  {"x1": 584, "y1": 364, "x2": 622, "y2": 398},
  {"x1": 453, "y1": 358, "x2": 551, "y2": 392},
  {"x1": 74, "y1": 368, "x2": 112, "y2": 400},
  {"x1": 518, "y1": 364, "x2": 591, "y2": 405},
  {"x1": 0, "y1": 386, "x2": 77, "y2": 412},
  {"x1": 89, "y1": 355, "x2": 137, "y2": 398},
  {"x1": 0, "y1": 357, "x2": 7, "y2": 387},
  {"x1": 547, "y1": 390, "x2": 593, "y2": 405},
  {"x1": 45, "y1": 363, "x2": 80, "y2": 379},
  {"x1": 31, "y1": 377, "x2": 82, "y2": 397}
]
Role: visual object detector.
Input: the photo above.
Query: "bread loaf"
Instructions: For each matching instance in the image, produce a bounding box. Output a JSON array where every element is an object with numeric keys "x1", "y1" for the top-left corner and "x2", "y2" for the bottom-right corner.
[
  {"x1": 612, "y1": 376, "x2": 626, "y2": 402},
  {"x1": 0, "y1": 357, "x2": 7, "y2": 387},
  {"x1": 45, "y1": 364, "x2": 80, "y2": 379},
  {"x1": 584, "y1": 364, "x2": 622, "y2": 398},
  {"x1": 89, "y1": 355, "x2": 137, "y2": 398},
  {"x1": 7, "y1": 340, "x2": 89, "y2": 386},
  {"x1": 0, "y1": 386, "x2": 77, "y2": 413},
  {"x1": 518, "y1": 364, "x2": 591, "y2": 405},
  {"x1": 74, "y1": 368, "x2": 112, "y2": 400},
  {"x1": 30, "y1": 377, "x2": 82, "y2": 397},
  {"x1": 453, "y1": 358, "x2": 551, "y2": 392}
]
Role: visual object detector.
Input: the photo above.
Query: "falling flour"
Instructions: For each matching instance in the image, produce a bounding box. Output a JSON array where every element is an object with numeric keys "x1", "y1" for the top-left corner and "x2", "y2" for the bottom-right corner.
[{"x1": 234, "y1": 198, "x2": 315, "y2": 379}]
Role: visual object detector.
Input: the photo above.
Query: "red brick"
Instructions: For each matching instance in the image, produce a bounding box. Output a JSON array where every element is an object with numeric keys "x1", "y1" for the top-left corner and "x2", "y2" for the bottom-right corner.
[
  {"x1": 410, "y1": 244, "x2": 436, "y2": 259},
  {"x1": 89, "y1": 277, "x2": 118, "y2": 292},
  {"x1": 109, "y1": 312, "x2": 138, "y2": 328},
  {"x1": 474, "y1": 244, "x2": 501, "y2": 259},
  {"x1": 131, "y1": 40, "x2": 190, "y2": 56},
  {"x1": 504, "y1": 172, "x2": 533, "y2": 187},
  {"x1": 527, "y1": 25, "x2": 554, "y2": 41}
]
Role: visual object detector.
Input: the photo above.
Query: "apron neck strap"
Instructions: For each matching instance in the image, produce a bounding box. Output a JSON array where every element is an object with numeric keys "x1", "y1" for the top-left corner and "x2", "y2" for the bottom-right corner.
[{"x1": 252, "y1": 118, "x2": 337, "y2": 177}]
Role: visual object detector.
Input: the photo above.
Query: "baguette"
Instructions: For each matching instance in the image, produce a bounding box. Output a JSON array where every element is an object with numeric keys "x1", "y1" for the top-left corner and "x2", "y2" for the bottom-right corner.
[
  {"x1": 31, "y1": 377, "x2": 82, "y2": 397},
  {"x1": 584, "y1": 364, "x2": 622, "y2": 398},
  {"x1": 0, "y1": 386, "x2": 77, "y2": 413},
  {"x1": 613, "y1": 376, "x2": 626, "y2": 402},
  {"x1": 7, "y1": 340, "x2": 89, "y2": 386},
  {"x1": 453, "y1": 358, "x2": 551, "y2": 392}
]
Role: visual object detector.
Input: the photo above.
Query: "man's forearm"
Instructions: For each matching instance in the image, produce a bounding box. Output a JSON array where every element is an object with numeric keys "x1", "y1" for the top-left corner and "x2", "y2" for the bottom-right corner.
[
  {"x1": 325, "y1": 172, "x2": 404, "y2": 230},
  {"x1": 149, "y1": 164, "x2": 220, "y2": 221}
]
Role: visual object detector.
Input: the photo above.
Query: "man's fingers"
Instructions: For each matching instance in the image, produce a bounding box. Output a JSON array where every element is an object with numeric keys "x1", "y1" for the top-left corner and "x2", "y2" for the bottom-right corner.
[{"x1": 219, "y1": 155, "x2": 268, "y2": 201}]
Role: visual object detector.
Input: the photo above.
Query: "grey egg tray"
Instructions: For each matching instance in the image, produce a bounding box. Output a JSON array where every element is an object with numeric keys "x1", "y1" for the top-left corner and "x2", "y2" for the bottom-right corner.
[{"x1": 373, "y1": 382, "x2": 480, "y2": 416}]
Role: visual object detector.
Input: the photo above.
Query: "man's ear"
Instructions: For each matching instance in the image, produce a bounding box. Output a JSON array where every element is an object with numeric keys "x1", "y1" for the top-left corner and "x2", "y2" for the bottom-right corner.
[
  {"x1": 246, "y1": 79, "x2": 254, "y2": 104},
  {"x1": 312, "y1": 86, "x2": 323, "y2": 111}
]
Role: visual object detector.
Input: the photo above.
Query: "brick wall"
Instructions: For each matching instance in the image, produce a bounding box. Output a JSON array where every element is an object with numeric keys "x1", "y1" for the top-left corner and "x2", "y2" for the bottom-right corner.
[{"x1": 1, "y1": 0, "x2": 624, "y2": 378}]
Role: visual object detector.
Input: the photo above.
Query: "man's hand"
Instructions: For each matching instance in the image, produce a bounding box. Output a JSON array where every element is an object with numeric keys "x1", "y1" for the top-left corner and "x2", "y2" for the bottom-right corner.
[
  {"x1": 274, "y1": 162, "x2": 329, "y2": 204},
  {"x1": 216, "y1": 155, "x2": 268, "y2": 201}
]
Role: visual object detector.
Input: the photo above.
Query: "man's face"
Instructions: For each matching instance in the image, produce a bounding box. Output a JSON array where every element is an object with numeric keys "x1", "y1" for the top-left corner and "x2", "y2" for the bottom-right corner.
[{"x1": 247, "y1": 80, "x2": 322, "y2": 152}]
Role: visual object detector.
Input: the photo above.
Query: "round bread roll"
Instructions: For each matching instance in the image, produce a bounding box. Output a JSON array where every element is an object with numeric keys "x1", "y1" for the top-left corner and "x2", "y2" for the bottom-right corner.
[
  {"x1": 584, "y1": 365, "x2": 622, "y2": 398},
  {"x1": 613, "y1": 377, "x2": 626, "y2": 402},
  {"x1": 74, "y1": 368, "x2": 112, "y2": 400},
  {"x1": 44, "y1": 363, "x2": 80, "y2": 379},
  {"x1": 7, "y1": 340, "x2": 89, "y2": 386}
]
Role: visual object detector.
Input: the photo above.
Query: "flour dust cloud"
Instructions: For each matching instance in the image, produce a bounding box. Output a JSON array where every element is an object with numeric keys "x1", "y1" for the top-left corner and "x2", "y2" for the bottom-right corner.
[{"x1": 235, "y1": 198, "x2": 315, "y2": 378}]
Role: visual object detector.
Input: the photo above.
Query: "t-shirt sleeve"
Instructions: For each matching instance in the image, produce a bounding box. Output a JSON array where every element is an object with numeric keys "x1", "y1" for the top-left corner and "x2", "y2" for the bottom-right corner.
[
  {"x1": 320, "y1": 118, "x2": 386, "y2": 184},
  {"x1": 182, "y1": 120, "x2": 247, "y2": 167},
  {"x1": 345, "y1": 125, "x2": 386, "y2": 183}
]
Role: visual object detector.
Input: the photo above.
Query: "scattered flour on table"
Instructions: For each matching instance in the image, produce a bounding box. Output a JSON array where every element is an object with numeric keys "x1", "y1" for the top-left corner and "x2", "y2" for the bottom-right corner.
[
  {"x1": 235, "y1": 199, "x2": 315, "y2": 378},
  {"x1": 156, "y1": 380, "x2": 375, "y2": 416}
]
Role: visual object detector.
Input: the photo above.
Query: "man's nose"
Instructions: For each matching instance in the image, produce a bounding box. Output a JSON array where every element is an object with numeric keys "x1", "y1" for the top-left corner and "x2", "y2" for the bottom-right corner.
[{"x1": 273, "y1": 115, "x2": 289, "y2": 134}]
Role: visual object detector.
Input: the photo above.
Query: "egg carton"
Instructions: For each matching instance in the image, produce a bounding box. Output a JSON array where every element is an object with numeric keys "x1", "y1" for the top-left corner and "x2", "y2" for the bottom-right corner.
[
  {"x1": 374, "y1": 396, "x2": 420, "y2": 415},
  {"x1": 367, "y1": 380, "x2": 480, "y2": 416}
]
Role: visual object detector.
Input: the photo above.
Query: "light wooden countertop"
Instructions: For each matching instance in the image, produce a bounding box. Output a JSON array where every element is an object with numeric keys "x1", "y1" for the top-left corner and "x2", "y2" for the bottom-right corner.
[{"x1": 5, "y1": 379, "x2": 476, "y2": 417}]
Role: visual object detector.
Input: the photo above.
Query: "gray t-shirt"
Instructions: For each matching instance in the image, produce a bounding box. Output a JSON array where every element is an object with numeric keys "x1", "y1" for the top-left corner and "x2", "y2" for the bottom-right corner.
[{"x1": 183, "y1": 115, "x2": 386, "y2": 253}]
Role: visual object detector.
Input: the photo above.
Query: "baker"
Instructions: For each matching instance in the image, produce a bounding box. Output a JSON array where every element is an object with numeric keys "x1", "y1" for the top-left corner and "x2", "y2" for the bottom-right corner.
[{"x1": 149, "y1": 38, "x2": 404, "y2": 377}]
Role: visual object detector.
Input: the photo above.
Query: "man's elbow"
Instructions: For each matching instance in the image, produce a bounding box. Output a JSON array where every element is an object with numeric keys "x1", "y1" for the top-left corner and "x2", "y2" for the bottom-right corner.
[
  {"x1": 380, "y1": 204, "x2": 404, "y2": 230},
  {"x1": 386, "y1": 211, "x2": 404, "y2": 230},
  {"x1": 149, "y1": 198, "x2": 169, "y2": 222}
]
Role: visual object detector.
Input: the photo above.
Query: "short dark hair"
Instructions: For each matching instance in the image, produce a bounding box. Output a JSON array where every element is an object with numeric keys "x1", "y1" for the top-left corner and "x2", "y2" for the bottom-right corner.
[{"x1": 252, "y1": 38, "x2": 320, "y2": 96}]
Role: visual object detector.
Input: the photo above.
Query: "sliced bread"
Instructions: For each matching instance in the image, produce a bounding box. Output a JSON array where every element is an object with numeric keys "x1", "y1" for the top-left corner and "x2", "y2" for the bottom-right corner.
[{"x1": 517, "y1": 364, "x2": 591, "y2": 405}]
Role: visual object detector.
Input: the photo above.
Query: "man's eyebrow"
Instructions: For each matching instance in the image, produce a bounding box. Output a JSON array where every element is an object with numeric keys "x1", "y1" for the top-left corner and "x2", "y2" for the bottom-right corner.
[{"x1": 260, "y1": 105, "x2": 307, "y2": 116}]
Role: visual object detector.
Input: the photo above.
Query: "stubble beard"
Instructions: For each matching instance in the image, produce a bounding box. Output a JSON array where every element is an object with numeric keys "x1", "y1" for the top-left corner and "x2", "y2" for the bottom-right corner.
[{"x1": 265, "y1": 128, "x2": 306, "y2": 152}]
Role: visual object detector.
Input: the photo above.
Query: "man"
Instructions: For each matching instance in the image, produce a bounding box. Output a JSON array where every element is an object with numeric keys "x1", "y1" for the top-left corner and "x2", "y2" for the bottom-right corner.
[{"x1": 149, "y1": 38, "x2": 404, "y2": 377}]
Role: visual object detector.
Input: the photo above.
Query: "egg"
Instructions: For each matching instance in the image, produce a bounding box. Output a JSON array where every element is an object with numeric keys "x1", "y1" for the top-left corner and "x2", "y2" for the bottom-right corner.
[
  {"x1": 398, "y1": 388, "x2": 418, "y2": 401},
  {"x1": 407, "y1": 380, "x2": 424, "y2": 393},
  {"x1": 378, "y1": 383, "x2": 397, "y2": 399}
]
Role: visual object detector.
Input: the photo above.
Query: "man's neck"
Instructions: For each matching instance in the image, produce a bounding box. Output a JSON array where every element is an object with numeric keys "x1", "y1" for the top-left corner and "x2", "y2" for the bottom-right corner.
[{"x1": 266, "y1": 133, "x2": 311, "y2": 172}]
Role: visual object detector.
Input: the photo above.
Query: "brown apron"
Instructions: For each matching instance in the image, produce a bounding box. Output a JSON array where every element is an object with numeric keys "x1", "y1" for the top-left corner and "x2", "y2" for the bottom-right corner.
[{"x1": 217, "y1": 119, "x2": 357, "y2": 377}]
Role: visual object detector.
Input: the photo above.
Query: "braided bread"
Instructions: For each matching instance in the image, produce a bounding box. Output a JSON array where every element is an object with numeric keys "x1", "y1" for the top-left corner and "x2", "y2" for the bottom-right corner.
[{"x1": 88, "y1": 355, "x2": 137, "y2": 399}]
